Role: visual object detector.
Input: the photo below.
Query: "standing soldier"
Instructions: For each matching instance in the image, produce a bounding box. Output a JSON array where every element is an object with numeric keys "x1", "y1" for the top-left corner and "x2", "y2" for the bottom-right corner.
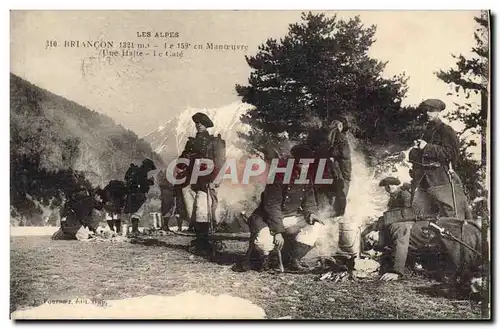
[
  {"x1": 124, "y1": 159, "x2": 156, "y2": 236},
  {"x1": 177, "y1": 112, "x2": 225, "y2": 254},
  {"x1": 97, "y1": 179, "x2": 128, "y2": 234},
  {"x1": 307, "y1": 115, "x2": 352, "y2": 217},
  {"x1": 234, "y1": 144, "x2": 323, "y2": 273},
  {"x1": 408, "y1": 99, "x2": 471, "y2": 221},
  {"x1": 330, "y1": 115, "x2": 352, "y2": 216},
  {"x1": 157, "y1": 169, "x2": 185, "y2": 232}
]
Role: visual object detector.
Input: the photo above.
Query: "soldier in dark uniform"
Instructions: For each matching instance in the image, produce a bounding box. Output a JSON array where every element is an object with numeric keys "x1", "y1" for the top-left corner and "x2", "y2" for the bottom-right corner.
[
  {"x1": 379, "y1": 177, "x2": 412, "y2": 210},
  {"x1": 408, "y1": 99, "x2": 471, "y2": 221},
  {"x1": 330, "y1": 116, "x2": 352, "y2": 216},
  {"x1": 96, "y1": 180, "x2": 128, "y2": 234},
  {"x1": 177, "y1": 112, "x2": 222, "y2": 253},
  {"x1": 307, "y1": 115, "x2": 351, "y2": 217},
  {"x1": 124, "y1": 158, "x2": 156, "y2": 235},
  {"x1": 234, "y1": 144, "x2": 322, "y2": 272},
  {"x1": 52, "y1": 174, "x2": 104, "y2": 240},
  {"x1": 362, "y1": 216, "x2": 483, "y2": 288},
  {"x1": 157, "y1": 169, "x2": 185, "y2": 232}
]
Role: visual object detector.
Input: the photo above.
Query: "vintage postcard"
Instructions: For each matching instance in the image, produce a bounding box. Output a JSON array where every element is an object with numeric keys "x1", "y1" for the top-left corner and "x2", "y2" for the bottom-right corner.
[{"x1": 9, "y1": 10, "x2": 491, "y2": 320}]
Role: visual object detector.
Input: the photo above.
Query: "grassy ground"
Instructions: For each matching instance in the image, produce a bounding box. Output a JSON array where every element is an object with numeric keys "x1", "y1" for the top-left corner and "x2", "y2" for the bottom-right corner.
[{"x1": 10, "y1": 234, "x2": 484, "y2": 319}]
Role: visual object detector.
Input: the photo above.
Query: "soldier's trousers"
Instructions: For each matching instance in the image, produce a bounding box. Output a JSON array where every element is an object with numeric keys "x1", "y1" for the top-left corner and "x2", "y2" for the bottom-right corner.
[
  {"x1": 386, "y1": 219, "x2": 482, "y2": 277},
  {"x1": 412, "y1": 182, "x2": 471, "y2": 221},
  {"x1": 249, "y1": 215, "x2": 321, "y2": 256},
  {"x1": 181, "y1": 185, "x2": 217, "y2": 224},
  {"x1": 124, "y1": 193, "x2": 147, "y2": 220}
]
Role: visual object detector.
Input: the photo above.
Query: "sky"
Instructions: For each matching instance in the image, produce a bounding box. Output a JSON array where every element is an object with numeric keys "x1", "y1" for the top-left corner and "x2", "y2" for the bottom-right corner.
[{"x1": 10, "y1": 10, "x2": 483, "y2": 137}]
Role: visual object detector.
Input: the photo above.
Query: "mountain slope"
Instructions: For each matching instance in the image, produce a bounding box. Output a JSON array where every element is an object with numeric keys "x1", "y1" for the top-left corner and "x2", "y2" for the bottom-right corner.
[{"x1": 10, "y1": 73, "x2": 164, "y2": 224}]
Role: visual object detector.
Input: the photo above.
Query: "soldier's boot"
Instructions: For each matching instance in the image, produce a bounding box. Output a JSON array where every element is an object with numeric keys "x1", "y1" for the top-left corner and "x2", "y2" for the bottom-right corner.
[
  {"x1": 176, "y1": 215, "x2": 183, "y2": 232},
  {"x1": 114, "y1": 220, "x2": 122, "y2": 234},
  {"x1": 257, "y1": 255, "x2": 271, "y2": 272},
  {"x1": 345, "y1": 257, "x2": 356, "y2": 280},
  {"x1": 106, "y1": 220, "x2": 115, "y2": 232},
  {"x1": 190, "y1": 222, "x2": 211, "y2": 254},
  {"x1": 232, "y1": 246, "x2": 252, "y2": 272},
  {"x1": 288, "y1": 242, "x2": 313, "y2": 273},
  {"x1": 161, "y1": 216, "x2": 171, "y2": 232},
  {"x1": 233, "y1": 242, "x2": 254, "y2": 272}
]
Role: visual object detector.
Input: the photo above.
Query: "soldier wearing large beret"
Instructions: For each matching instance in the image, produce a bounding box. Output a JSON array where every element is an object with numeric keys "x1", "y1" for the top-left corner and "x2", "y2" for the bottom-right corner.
[
  {"x1": 307, "y1": 114, "x2": 352, "y2": 217},
  {"x1": 178, "y1": 112, "x2": 222, "y2": 254},
  {"x1": 408, "y1": 98, "x2": 471, "y2": 221},
  {"x1": 379, "y1": 176, "x2": 411, "y2": 211}
]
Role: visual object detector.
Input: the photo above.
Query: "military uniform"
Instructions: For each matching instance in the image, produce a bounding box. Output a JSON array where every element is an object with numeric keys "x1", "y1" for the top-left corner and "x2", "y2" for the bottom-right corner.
[
  {"x1": 387, "y1": 189, "x2": 412, "y2": 210},
  {"x1": 97, "y1": 180, "x2": 127, "y2": 233},
  {"x1": 409, "y1": 99, "x2": 470, "y2": 221},
  {"x1": 124, "y1": 159, "x2": 156, "y2": 234},
  {"x1": 380, "y1": 218, "x2": 482, "y2": 283},
  {"x1": 379, "y1": 178, "x2": 412, "y2": 211},
  {"x1": 52, "y1": 187, "x2": 102, "y2": 240},
  {"x1": 242, "y1": 145, "x2": 321, "y2": 271},
  {"x1": 157, "y1": 170, "x2": 185, "y2": 232},
  {"x1": 178, "y1": 113, "x2": 220, "y2": 252},
  {"x1": 330, "y1": 130, "x2": 351, "y2": 216},
  {"x1": 308, "y1": 117, "x2": 352, "y2": 217}
]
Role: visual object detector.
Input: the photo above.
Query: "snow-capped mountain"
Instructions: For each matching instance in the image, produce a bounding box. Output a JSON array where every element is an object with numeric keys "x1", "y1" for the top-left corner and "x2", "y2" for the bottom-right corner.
[{"x1": 142, "y1": 102, "x2": 254, "y2": 162}]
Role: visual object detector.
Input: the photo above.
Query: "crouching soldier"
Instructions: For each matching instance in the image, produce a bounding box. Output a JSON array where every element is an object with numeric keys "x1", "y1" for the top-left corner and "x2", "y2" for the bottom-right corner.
[
  {"x1": 124, "y1": 159, "x2": 156, "y2": 236},
  {"x1": 234, "y1": 144, "x2": 323, "y2": 272},
  {"x1": 362, "y1": 215, "x2": 484, "y2": 292},
  {"x1": 52, "y1": 176, "x2": 104, "y2": 240}
]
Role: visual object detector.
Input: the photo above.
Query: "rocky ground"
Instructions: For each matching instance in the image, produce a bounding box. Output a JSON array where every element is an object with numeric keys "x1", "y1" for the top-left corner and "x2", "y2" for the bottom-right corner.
[{"x1": 10, "y1": 232, "x2": 485, "y2": 320}]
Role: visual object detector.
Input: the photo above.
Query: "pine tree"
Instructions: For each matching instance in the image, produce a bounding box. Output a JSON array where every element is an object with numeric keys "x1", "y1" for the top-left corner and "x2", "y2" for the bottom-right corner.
[
  {"x1": 235, "y1": 12, "x2": 409, "y2": 154},
  {"x1": 435, "y1": 11, "x2": 489, "y2": 198}
]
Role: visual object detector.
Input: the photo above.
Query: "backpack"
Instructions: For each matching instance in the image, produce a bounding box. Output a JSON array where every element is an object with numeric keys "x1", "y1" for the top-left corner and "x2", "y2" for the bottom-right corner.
[
  {"x1": 104, "y1": 180, "x2": 128, "y2": 200},
  {"x1": 212, "y1": 134, "x2": 226, "y2": 175},
  {"x1": 125, "y1": 164, "x2": 147, "y2": 192}
]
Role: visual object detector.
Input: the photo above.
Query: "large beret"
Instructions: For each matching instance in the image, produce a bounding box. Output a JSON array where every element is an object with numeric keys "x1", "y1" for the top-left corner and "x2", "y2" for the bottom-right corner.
[
  {"x1": 290, "y1": 144, "x2": 316, "y2": 158},
  {"x1": 379, "y1": 176, "x2": 401, "y2": 187},
  {"x1": 142, "y1": 158, "x2": 156, "y2": 170},
  {"x1": 192, "y1": 112, "x2": 214, "y2": 128},
  {"x1": 419, "y1": 99, "x2": 446, "y2": 112}
]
